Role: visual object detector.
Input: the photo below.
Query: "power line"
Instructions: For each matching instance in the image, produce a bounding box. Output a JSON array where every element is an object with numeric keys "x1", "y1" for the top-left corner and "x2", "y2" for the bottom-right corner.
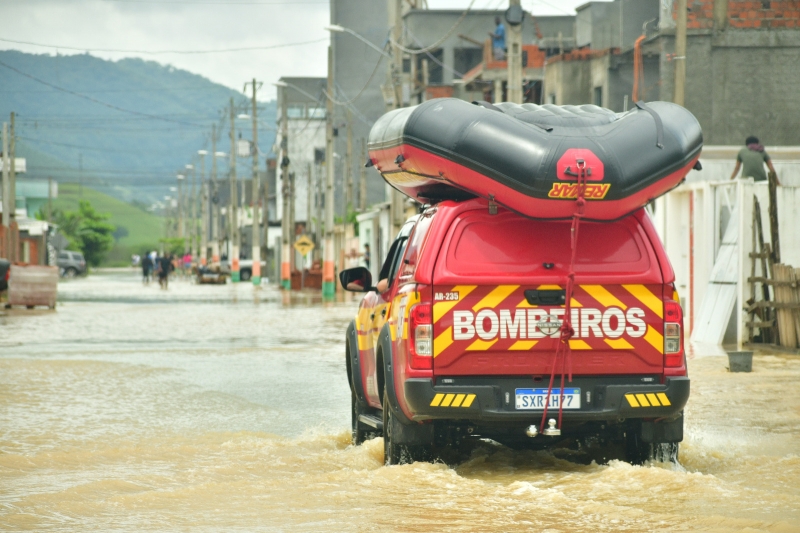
[
  {"x1": 390, "y1": 0, "x2": 478, "y2": 55},
  {"x1": 0, "y1": 37, "x2": 327, "y2": 55},
  {"x1": 0, "y1": 58, "x2": 208, "y2": 127}
]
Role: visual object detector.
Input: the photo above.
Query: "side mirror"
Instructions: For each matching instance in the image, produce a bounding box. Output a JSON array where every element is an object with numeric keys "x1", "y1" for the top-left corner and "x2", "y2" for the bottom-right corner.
[{"x1": 339, "y1": 266, "x2": 373, "y2": 293}]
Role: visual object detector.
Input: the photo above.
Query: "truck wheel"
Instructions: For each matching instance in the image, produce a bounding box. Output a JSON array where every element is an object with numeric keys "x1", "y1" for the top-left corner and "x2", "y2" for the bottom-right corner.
[
  {"x1": 351, "y1": 389, "x2": 372, "y2": 445},
  {"x1": 382, "y1": 389, "x2": 432, "y2": 465}
]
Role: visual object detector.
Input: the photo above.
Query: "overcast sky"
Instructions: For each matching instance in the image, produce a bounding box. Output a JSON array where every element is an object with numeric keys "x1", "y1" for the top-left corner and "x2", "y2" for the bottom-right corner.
[{"x1": 0, "y1": 0, "x2": 594, "y2": 100}]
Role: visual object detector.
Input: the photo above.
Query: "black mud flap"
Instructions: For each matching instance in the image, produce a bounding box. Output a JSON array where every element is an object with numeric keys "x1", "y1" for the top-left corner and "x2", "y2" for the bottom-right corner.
[
  {"x1": 346, "y1": 320, "x2": 367, "y2": 405},
  {"x1": 378, "y1": 324, "x2": 434, "y2": 445},
  {"x1": 641, "y1": 412, "x2": 684, "y2": 443}
]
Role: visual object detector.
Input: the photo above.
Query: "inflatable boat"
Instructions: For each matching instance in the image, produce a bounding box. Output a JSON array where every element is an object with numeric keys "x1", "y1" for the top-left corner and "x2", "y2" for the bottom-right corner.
[{"x1": 367, "y1": 98, "x2": 702, "y2": 220}]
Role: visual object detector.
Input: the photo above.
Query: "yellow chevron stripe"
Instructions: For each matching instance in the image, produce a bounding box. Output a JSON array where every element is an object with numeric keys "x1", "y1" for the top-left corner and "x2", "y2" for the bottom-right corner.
[
  {"x1": 644, "y1": 325, "x2": 664, "y2": 354},
  {"x1": 623, "y1": 284, "x2": 663, "y2": 319},
  {"x1": 433, "y1": 327, "x2": 453, "y2": 358},
  {"x1": 472, "y1": 285, "x2": 519, "y2": 311},
  {"x1": 433, "y1": 285, "x2": 477, "y2": 322},
  {"x1": 646, "y1": 393, "x2": 660, "y2": 406},
  {"x1": 635, "y1": 393, "x2": 650, "y2": 407},
  {"x1": 462, "y1": 394, "x2": 476, "y2": 407},
  {"x1": 441, "y1": 394, "x2": 455, "y2": 407},
  {"x1": 509, "y1": 340, "x2": 538, "y2": 351},
  {"x1": 357, "y1": 333, "x2": 369, "y2": 350},
  {"x1": 582, "y1": 285, "x2": 628, "y2": 310},
  {"x1": 570, "y1": 298, "x2": 583, "y2": 308},
  {"x1": 516, "y1": 298, "x2": 537, "y2": 308},
  {"x1": 569, "y1": 340, "x2": 592, "y2": 350},
  {"x1": 430, "y1": 393, "x2": 444, "y2": 407},
  {"x1": 625, "y1": 394, "x2": 640, "y2": 407},
  {"x1": 605, "y1": 338, "x2": 633, "y2": 350},
  {"x1": 451, "y1": 394, "x2": 466, "y2": 407},
  {"x1": 466, "y1": 338, "x2": 498, "y2": 351},
  {"x1": 657, "y1": 393, "x2": 671, "y2": 406},
  {"x1": 537, "y1": 284, "x2": 561, "y2": 290}
]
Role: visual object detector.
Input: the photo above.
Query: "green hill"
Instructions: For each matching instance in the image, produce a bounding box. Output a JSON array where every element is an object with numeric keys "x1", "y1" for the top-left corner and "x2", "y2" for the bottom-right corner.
[
  {"x1": 53, "y1": 183, "x2": 164, "y2": 265},
  {"x1": 0, "y1": 50, "x2": 276, "y2": 206}
]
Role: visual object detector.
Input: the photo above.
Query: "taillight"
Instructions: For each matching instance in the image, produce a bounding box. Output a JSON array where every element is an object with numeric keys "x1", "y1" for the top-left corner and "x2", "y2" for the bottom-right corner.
[
  {"x1": 409, "y1": 302, "x2": 432, "y2": 370},
  {"x1": 664, "y1": 300, "x2": 684, "y2": 367}
]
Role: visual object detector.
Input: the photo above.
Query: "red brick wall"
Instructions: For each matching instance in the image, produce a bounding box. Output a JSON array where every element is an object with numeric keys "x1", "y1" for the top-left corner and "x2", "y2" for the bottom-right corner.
[{"x1": 683, "y1": 0, "x2": 800, "y2": 29}]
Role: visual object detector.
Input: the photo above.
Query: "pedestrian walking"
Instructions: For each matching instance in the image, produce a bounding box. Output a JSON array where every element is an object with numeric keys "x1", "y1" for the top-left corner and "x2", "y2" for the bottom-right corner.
[
  {"x1": 158, "y1": 254, "x2": 172, "y2": 289},
  {"x1": 363, "y1": 243, "x2": 371, "y2": 270},
  {"x1": 489, "y1": 16, "x2": 506, "y2": 60},
  {"x1": 142, "y1": 253, "x2": 153, "y2": 284},
  {"x1": 730, "y1": 136, "x2": 781, "y2": 185}
]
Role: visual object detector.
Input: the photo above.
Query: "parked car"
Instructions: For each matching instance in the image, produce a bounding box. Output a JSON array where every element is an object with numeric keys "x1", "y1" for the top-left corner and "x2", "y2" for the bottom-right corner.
[
  {"x1": 57, "y1": 250, "x2": 87, "y2": 277},
  {"x1": 0, "y1": 258, "x2": 9, "y2": 291},
  {"x1": 340, "y1": 202, "x2": 688, "y2": 466}
]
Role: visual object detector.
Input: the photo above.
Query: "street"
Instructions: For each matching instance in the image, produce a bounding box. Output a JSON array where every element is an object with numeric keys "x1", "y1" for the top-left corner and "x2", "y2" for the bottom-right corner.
[{"x1": 1, "y1": 271, "x2": 799, "y2": 532}]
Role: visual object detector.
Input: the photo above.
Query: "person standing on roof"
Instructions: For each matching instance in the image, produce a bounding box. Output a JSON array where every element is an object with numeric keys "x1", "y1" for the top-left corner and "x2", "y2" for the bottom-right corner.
[
  {"x1": 730, "y1": 136, "x2": 781, "y2": 185},
  {"x1": 489, "y1": 16, "x2": 506, "y2": 60}
]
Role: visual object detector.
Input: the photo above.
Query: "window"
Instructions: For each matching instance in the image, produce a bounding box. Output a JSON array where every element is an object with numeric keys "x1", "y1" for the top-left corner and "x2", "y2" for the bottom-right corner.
[
  {"x1": 399, "y1": 213, "x2": 435, "y2": 281},
  {"x1": 416, "y1": 49, "x2": 444, "y2": 85},
  {"x1": 593, "y1": 86, "x2": 603, "y2": 107},
  {"x1": 454, "y1": 47, "x2": 483, "y2": 77},
  {"x1": 287, "y1": 105, "x2": 305, "y2": 119},
  {"x1": 307, "y1": 107, "x2": 326, "y2": 119}
]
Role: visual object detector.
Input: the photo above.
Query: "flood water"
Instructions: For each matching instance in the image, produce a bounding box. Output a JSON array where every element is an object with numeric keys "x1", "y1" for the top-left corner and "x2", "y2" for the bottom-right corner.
[{"x1": 1, "y1": 270, "x2": 799, "y2": 532}]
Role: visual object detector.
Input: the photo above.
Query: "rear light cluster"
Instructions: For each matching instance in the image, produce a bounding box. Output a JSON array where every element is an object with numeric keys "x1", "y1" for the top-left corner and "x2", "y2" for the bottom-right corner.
[
  {"x1": 663, "y1": 300, "x2": 684, "y2": 367},
  {"x1": 409, "y1": 302, "x2": 432, "y2": 370}
]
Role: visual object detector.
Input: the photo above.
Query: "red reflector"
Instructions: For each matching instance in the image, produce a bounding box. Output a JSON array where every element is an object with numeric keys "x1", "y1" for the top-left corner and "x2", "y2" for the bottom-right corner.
[
  {"x1": 664, "y1": 300, "x2": 682, "y2": 323},
  {"x1": 409, "y1": 302, "x2": 432, "y2": 370},
  {"x1": 665, "y1": 353, "x2": 683, "y2": 367}
]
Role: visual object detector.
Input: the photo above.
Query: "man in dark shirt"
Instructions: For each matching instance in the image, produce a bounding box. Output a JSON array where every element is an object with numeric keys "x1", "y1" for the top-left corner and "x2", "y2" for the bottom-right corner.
[{"x1": 730, "y1": 136, "x2": 780, "y2": 184}]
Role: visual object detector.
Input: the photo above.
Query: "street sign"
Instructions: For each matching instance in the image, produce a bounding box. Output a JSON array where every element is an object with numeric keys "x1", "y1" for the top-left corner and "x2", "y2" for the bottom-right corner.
[{"x1": 293, "y1": 235, "x2": 315, "y2": 257}]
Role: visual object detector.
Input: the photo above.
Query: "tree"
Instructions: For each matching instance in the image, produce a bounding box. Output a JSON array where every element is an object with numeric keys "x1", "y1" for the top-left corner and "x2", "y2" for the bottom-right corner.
[
  {"x1": 75, "y1": 200, "x2": 115, "y2": 267},
  {"x1": 46, "y1": 200, "x2": 116, "y2": 267}
]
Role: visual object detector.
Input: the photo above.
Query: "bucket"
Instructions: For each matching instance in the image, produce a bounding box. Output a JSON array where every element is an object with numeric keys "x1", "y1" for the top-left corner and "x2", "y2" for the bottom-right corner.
[{"x1": 727, "y1": 351, "x2": 753, "y2": 373}]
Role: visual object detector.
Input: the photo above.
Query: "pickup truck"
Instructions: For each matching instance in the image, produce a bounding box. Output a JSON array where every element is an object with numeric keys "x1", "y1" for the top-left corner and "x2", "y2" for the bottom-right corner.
[{"x1": 340, "y1": 200, "x2": 688, "y2": 465}]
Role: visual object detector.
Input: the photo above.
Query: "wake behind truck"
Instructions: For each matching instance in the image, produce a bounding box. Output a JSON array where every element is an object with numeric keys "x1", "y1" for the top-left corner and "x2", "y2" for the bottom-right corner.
[{"x1": 341, "y1": 98, "x2": 702, "y2": 465}]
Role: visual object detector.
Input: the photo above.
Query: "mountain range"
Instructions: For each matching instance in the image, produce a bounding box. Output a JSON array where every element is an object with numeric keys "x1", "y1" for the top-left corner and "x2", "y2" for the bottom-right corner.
[{"x1": 0, "y1": 50, "x2": 276, "y2": 206}]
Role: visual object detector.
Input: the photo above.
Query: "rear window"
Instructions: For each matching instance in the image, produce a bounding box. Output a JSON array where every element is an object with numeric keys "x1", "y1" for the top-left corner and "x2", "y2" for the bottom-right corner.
[{"x1": 446, "y1": 211, "x2": 651, "y2": 276}]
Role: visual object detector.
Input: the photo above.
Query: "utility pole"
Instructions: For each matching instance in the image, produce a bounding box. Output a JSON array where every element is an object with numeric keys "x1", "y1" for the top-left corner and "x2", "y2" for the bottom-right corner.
[
  {"x1": 388, "y1": 0, "x2": 405, "y2": 236},
  {"x1": 345, "y1": 110, "x2": 354, "y2": 217},
  {"x1": 323, "y1": 46, "x2": 336, "y2": 298},
  {"x1": 9, "y1": 113, "x2": 16, "y2": 241},
  {"x1": 211, "y1": 125, "x2": 220, "y2": 265},
  {"x1": 278, "y1": 83, "x2": 292, "y2": 290},
  {"x1": 245, "y1": 78, "x2": 263, "y2": 286},
  {"x1": 229, "y1": 97, "x2": 240, "y2": 282},
  {"x1": 360, "y1": 139, "x2": 367, "y2": 212},
  {"x1": 307, "y1": 162, "x2": 313, "y2": 246},
  {"x1": 188, "y1": 163, "x2": 197, "y2": 258},
  {"x1": 674, "y1": 0, "x2": 687, "y2": 106},
  {"x1": 78, "y1": 153, "x2": 83, "y2": 198},
  {"x1": 47, "y1": 177, "x2": 53, "y2": 223},
  {"x1": 507, "y1": 1, "x2": 524, "y2": 103},
  {"x1": 198, "y1": 150, "x2": 208, "y2": 265},
  {"x1": 177, "y1": 174, "x2": 185, "y2": 240},
  {"x1": 2, "y1": 122, "x2": 9, "y2": 229}
]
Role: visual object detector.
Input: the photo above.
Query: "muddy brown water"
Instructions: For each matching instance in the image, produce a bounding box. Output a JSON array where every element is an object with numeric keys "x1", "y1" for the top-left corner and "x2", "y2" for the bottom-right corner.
[{"x1": 1, "y1": 271, "x2": 799, "y2": 532}]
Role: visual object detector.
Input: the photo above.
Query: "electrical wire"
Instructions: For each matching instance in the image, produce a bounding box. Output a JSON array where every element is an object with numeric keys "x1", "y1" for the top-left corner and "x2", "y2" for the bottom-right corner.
[
  {"x1": 322, "y1": 47, "x2": 387, "y2": 106},
  {"x1": 390, "y1": 0, "x2": 478, "y2": 55},
  {"x1": 0, "y1": 37, "x2": 327, "y2": 55},
  {"x1": 0, "y1": 58, "x2": 207, "y2": 127}
]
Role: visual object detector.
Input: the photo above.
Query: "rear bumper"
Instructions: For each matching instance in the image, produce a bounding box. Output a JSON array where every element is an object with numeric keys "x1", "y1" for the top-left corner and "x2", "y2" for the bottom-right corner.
[{"x1": 404, "y1": 375, "x2": 689, "y2": 423}]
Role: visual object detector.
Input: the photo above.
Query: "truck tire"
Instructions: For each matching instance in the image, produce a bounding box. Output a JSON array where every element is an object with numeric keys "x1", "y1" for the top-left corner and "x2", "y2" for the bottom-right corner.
[{"x1": 382, "y1": 389, "x2": 433, "y2": 465}]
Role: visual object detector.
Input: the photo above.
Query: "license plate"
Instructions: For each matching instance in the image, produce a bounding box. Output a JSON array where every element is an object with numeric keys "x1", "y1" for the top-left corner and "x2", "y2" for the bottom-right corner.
[{"x1": 515, "y1": 388, "x2": 581, "y2": 410}]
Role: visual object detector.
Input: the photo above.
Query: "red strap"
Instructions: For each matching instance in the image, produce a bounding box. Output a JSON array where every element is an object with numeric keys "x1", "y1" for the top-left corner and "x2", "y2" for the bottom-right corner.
[{"x1": 539, "y1": 158, "x2": 587, "y2": 433}]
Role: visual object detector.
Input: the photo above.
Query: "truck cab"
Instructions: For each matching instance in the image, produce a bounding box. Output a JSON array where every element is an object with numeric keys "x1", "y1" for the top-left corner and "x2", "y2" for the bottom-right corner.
[{"x1": 342, "y1": 198, "x2": 687, "y2": 465}]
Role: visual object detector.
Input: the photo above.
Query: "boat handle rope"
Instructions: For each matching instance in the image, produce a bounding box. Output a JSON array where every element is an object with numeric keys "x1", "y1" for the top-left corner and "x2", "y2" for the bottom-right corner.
[
  {"x1": 538, "y1": 158, "x2": 588, "y2": 435},
  {"x1": 635, "y1": 101, "x2": 664, "y2": 149}
]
